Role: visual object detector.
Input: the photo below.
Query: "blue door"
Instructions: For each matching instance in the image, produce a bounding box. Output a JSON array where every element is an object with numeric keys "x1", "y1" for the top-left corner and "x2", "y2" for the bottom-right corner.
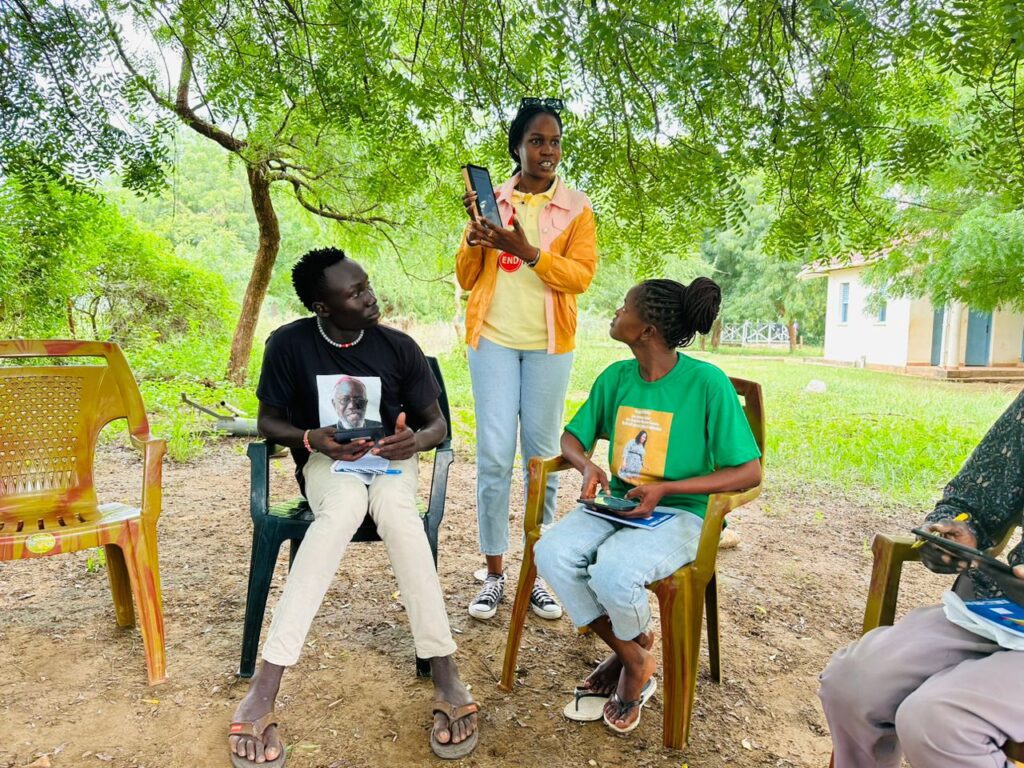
[
  {"x1": 931, "y1": 307, "x2": 945, "y2": 365},
  {"x1": 965, "y1": 310, "x2": 992, "y2": 366}
]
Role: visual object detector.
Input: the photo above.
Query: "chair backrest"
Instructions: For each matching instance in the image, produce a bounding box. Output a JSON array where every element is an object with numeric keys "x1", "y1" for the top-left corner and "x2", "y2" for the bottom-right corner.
[
  {"x1": 0, "y1": 340, "x2": 148, "y2": 522},
  {"x1": 729, "y1": 377, "x2": 765, "y2": 466}
]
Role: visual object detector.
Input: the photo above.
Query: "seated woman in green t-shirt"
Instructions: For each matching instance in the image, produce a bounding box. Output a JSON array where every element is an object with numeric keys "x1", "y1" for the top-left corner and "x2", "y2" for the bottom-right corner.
[{"x1": 534, "y1": 276, "x2": 762, "y2": 734}]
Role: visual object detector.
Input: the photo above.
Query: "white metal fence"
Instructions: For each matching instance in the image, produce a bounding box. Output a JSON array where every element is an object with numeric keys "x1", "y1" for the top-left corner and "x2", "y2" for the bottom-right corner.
[{"x1": 720, "y1": 321, "x2": 791, "y2": 346}]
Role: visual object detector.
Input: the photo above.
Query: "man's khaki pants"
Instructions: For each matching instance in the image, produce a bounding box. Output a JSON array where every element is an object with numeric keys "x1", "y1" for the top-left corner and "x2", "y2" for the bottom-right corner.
[{"x1": 261, "y1": 452, "x2": 457, "y2": 666}]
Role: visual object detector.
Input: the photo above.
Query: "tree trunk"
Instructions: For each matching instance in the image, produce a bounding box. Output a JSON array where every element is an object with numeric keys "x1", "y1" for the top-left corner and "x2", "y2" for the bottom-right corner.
[
  {"x1": 66, "y1": 298, "x2": 77, "y2": 337},
  {"x1": 226, "y1": 165, "x2": 281, "y2": 385},
  {"x1": 787, "y1": 319, "x2": 797, "y2": 353},
  {"x1": 710, "y1": 317, "x2": 722, "y2": 350}
]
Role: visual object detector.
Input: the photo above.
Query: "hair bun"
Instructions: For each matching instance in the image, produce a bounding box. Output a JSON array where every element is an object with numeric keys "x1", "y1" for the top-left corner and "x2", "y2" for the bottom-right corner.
[{"x1": 683, "y1": 277, "x2": 721, "y2": 335}]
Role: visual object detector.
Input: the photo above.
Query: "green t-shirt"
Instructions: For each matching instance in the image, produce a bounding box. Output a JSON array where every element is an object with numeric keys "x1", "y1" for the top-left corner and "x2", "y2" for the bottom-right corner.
[{"x1": 565, "y1": 354, "x2": 761, "y2": 517}]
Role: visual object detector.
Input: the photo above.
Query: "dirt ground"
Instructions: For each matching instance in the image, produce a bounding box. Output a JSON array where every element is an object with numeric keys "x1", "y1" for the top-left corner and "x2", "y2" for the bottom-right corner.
[{"x1": 0, "y1": 439, "x2": 950, "y2": 768}]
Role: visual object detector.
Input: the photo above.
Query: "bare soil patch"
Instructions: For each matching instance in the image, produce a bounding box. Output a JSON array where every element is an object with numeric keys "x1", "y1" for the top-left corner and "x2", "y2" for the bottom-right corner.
[{"x1": 0, "y1": 440, "x2": 947, "y2": 768}]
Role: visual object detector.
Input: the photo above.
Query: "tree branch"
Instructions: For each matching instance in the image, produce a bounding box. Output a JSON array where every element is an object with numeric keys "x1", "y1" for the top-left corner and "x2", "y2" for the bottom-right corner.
[{"x1": 289, "y1": 182, "x2": 399, "y2": 227}]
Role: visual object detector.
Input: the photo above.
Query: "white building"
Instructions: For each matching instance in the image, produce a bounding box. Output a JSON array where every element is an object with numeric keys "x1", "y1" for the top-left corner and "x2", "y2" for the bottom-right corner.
[{"x1": 801, "y1": 255, "x2": 1024, "y2": 377}]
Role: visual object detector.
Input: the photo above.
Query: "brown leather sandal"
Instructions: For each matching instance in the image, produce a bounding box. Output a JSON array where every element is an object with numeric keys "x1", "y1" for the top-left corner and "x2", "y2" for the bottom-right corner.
[
  {"x1": 228, "y1": 712, "x2": 286, "y2": 768},
  {"x1": 430, "y1": 700, "x2": 480, "y2": 759}
]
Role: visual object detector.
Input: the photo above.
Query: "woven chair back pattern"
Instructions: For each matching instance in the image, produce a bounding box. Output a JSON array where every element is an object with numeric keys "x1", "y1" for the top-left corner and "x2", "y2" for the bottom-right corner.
[
  {"x1": 0, "y1": 340, "x2": 142, "y2": 521},
  {"x1": 0, "y1": 370, "x2": 89, "y2": 490}
]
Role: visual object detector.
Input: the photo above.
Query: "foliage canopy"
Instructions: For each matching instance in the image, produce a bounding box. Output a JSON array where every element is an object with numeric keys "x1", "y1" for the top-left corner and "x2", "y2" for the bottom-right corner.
[{"x1": 4, "y1": 0, "x2": 1024, "y2": 375}]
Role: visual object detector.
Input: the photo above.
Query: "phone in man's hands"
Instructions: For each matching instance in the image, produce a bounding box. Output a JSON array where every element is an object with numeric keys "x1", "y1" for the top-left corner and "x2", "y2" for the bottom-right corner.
[{"x1": 334, "y1": 426, "x2": 385, "y2": 444}]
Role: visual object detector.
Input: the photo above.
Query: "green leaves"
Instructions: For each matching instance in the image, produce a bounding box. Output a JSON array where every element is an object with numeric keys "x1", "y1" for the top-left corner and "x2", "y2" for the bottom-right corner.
[
  {"x1": 0, "y1": 173, "x2": 232, "y2": 345},
  {"x1": 6, "y1": 0, "x2": 1024, "y2": 333}
]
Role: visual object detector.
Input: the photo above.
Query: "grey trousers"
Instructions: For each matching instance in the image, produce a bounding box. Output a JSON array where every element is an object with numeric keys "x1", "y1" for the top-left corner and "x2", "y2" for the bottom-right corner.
[{"x1": 819, "y1": 605, "x2": 1024, "y2": 767}]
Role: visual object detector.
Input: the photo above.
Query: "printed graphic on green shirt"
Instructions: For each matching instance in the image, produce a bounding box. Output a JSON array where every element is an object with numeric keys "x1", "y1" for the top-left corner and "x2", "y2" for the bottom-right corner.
[
  {"x1": 613, "y1": 407, "x2": 672, "y2": 486},
  {"x1": 565, "y1": 355, "x2": 762, "y2": 516}
]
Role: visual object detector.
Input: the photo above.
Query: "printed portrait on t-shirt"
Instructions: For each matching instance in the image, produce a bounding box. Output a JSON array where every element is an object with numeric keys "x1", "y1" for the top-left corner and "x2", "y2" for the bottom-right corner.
[
  {"x1": 316, "y1": 374, "x2": 384, "y2": 429},
  {"x1": 612, "y1": 406, "x2": 672, "y2": 486}
]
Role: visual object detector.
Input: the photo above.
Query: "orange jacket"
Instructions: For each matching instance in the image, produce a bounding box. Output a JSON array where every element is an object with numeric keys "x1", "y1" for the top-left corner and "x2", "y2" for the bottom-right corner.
[{"x1": 455, "y1": 175, "x2": 598, "y2": 354}]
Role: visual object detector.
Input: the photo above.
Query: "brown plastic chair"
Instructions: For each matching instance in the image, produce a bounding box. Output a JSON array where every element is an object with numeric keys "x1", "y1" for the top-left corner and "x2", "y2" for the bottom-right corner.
[
  {"x1": 828, "y1": 527, "x2": 1024, "y2": 766},
  {"x1": 499, "y1": 377, "x2": 765, "y2": 750},
  {"x1": 0, "y1": 340, "x2": 167, "y2": 685}
]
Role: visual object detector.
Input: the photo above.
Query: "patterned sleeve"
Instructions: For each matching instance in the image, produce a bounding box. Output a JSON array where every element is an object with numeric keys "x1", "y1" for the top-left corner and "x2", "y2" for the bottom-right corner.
[{"x1": 925, "y1": 391, "x2": 1024, "y2": 552}]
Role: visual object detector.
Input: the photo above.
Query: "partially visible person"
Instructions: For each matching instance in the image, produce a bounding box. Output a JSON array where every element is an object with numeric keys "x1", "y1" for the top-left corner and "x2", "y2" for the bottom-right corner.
[
  {"x1": 456, "y1": 97, "x2": 598, "y2": 622},
  {"x1": 819, "y1": 390, "x2": 1024, "y2": 768},
  {"x1": 228, "y1": 248, "x2": 478, "y2": 766},
  {"x1": 331, "y1": 376, "x2": 382, "y2": 430},
  {"x1": 534, "y1": 277, "x2": 762, "y2": 734},
  {"x1": 617, "y1": 430, "x2": 647, "y2": 481}
]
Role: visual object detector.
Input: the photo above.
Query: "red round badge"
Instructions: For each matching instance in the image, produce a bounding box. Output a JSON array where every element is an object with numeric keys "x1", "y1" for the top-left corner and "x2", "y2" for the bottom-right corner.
[{"x1": 498, "y1": 251, "x2": 522, "y2": 273}]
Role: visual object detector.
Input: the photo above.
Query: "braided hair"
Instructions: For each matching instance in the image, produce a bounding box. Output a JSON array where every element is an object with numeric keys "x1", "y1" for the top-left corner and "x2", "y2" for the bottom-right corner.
[
  {"x1": 508, "y1": 105, "x2": 563, "y2": 176},
  {"x1": 634, "y1": 277, "x2": 722, "y2": 348}
]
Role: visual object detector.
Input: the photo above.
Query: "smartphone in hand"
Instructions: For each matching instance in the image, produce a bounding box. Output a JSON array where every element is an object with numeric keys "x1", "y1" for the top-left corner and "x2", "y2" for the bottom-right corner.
[
  {"x1": 334, "y1": 426, "x2": 385, "y2": 444},
  {"x1": 461, "y1": 164, "x2": 503, "y2": 228},
  {"x1": 911, "y1": 528, "x2": 1014, "y2": 575},
  {"x1": 578, "y1": 494, "x2": 640, "y2": 514}
]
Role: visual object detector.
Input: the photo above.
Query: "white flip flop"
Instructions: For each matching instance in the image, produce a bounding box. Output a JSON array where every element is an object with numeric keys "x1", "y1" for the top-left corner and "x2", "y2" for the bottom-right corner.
[
  {"x1": 602, "y1": 677, "x2": 657, "y2": 734},
  {"x1": 565, "y1": 677, "x2": 655, "y2": 723},
  {"x1": 563, "y1": 688, "x2": 611, "y2": 721}
]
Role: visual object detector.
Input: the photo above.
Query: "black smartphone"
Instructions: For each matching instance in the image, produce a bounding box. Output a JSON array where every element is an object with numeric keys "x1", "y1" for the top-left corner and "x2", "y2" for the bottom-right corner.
[
  {"x1": 578, "y1": 494, "x2": 640, "y2": 514},
  {"x1": 910, "y1": 528, "x2": 1015, "y2": 575},
  {"x1": 461, "y1": 164, "x2": 503, "y2": 228},
  {"x1": 334, "y1": 426, "x2": 384, "y2": 444}
]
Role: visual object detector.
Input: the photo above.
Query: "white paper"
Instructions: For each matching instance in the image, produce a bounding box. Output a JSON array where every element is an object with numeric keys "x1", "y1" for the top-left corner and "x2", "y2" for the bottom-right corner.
[
  {"x1": 330, "y1": 454, "x2": 394, "y2": 485},
  {"x1": 942, "y1": 591, "x2": 1024, "y2": 651}
]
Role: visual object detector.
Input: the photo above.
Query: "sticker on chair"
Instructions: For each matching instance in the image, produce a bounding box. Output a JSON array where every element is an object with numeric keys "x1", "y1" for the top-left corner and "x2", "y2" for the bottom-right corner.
[{"x1": 26, "y1": 532, "x2": 56, "y2": 554}]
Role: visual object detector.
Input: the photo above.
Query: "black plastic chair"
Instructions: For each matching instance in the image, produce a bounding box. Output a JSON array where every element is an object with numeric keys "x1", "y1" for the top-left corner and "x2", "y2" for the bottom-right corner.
[{"x1": 238, "y1": 356, "x2": 454, "y2": 679}]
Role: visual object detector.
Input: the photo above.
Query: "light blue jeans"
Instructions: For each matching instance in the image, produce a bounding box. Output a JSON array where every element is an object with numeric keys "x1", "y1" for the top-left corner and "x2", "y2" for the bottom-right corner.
[
  {"x1": 534, "y1": 505, "x2": 704, "y2": 641},
  {"x1": 467, "y1": 337, "x2": 574, "y2": 556}
]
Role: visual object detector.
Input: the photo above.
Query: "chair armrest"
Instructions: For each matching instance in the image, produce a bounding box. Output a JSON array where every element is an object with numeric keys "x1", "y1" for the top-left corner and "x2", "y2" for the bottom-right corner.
[
  {"x1": 130, "y1": 435, "x2": 166, "y2": 521},
  {"x1": 862, "y1": 533, "x2": 921, "y2": 633},
  {"x1": 523, "y1": 455, "x2": 575, "y2": 534},
  {"x1": 247, "y1": 441, "x2": 273, "y2": 522},
  {"x1": 690, "y1": 483, "x2": 763, "y2": 580},
  {"x1": 426, "y1": 445, "x2": 454, "y2": 523}
]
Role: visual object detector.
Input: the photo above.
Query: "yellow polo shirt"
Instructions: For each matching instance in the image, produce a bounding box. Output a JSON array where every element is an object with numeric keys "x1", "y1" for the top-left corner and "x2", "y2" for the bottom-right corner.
[{"x1": 480, "y1": 178, "x2": 558, "y2": 350}]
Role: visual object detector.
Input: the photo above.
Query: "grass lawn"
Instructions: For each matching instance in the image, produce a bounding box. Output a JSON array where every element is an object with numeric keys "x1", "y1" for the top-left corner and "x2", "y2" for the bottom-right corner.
[{"x1": 440, "y1": 327, "x2": 1020, "y2": 511}]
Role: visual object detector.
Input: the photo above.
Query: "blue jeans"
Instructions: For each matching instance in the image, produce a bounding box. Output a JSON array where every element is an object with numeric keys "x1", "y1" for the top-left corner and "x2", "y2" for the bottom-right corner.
[
  {"x1": 534, "y1": 505, "x2": 704, "y2": 640},
  {"x1": 467, "y1": 337, "x2": 574, "y2": 556}
]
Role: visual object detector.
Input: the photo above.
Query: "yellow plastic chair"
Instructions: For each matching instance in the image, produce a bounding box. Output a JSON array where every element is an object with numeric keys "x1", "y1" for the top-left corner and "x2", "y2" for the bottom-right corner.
[
  {"x1": 0, "y1": 340, "x2": 167, "y2": 685},
  {"x1": 828, "y1": 527, "x2": 1024, "y2": 767},
  {"x1": 499, "y1": 377, "x2": 765, "y2": 750}
]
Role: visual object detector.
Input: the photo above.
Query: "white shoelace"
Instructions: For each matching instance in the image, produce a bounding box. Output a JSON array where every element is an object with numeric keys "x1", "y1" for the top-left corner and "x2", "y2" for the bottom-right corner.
[
  {"x1": 475, "y1": 577, "x2": 504, "y2": 605},
  {"x1": 531, "y1": 583, "x2": 556, "y2": 606}
]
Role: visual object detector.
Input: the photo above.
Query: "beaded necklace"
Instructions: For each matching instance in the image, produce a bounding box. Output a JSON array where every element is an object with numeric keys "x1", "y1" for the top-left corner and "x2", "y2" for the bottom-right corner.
[{"x1": 316, "y1": 317, "x2": 364, "y2": 349}]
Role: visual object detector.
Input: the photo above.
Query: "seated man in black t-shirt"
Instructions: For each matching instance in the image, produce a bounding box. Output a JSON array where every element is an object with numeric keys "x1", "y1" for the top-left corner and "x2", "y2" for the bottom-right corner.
[{"x1": 228, "y1": 248, "x2": 478, "y2": 766}]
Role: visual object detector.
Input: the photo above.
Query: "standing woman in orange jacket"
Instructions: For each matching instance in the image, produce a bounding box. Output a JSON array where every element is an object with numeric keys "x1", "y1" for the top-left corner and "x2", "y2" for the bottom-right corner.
[{"x1": 456, "y1": 98, "x2": 599, "y2": 622}]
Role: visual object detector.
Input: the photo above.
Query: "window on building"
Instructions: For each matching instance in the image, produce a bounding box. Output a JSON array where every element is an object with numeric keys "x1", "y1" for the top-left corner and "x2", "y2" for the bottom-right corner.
[
  {"x1": 875, "y1": 285, "x2": 889, "y2": 323},
  {"x1": 839, "y1": 282, "x2": 850, "y2": 323}
]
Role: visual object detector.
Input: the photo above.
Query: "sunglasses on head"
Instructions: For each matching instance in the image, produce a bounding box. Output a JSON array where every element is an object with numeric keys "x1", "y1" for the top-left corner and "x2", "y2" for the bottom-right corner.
[{"x1": 520, "y1": 97, "x2": 564, "y2": 112}]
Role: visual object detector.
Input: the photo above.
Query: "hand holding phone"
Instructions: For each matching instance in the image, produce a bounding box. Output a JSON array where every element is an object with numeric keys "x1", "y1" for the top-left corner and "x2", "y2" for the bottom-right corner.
[
  {"x1": 371, "y1": 411, "x2": 418, "y2": 461},
  {"x1": 461, "y1": 164, "x2": 503, "y2": 228},
  {"x1": 334, "y1": 425, "x2": 384, "y2": 444},
  {"x1": 579, "y1": 494, "x2": 640, "y2": 514},
  {"x1": 911, "y1": 527, "x2": 1014, "y2": 575}
]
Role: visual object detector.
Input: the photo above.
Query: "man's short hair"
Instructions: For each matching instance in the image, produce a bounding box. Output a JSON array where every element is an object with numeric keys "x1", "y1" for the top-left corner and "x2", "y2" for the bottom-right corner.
[{"x1": 291, "y1": 247, "x2": 348, "y2": 311}]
